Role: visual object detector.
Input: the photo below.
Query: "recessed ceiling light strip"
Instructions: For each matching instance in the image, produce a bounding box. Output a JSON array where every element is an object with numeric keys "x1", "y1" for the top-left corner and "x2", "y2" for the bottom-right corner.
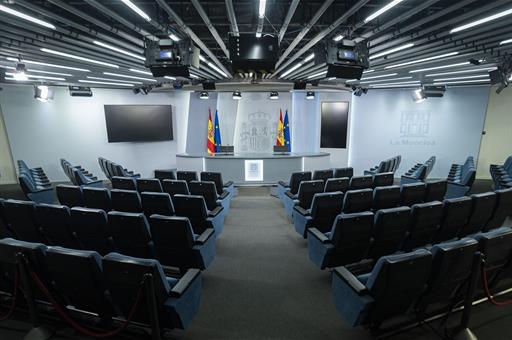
[
  {"x1": 5, "y1": 72, "x2": 65, "y2": 81},
  {"x1": 103, "y1": 72, "x2": 157, "y2": 82},
  {"x1": 384, "y1": 52, "x2": 459, "y2": 69},
  {"x1": 425, "y1": 66, "x2": 497, "y2": 77},
  {"x1": 433, "y1": 75, "x2": 490, "y2": 82},
  {"x1": 432, "y1": 79, "x2": 490, "y2": 85},
  {"x1": 41, "y1": 48, "x2": 119, "y2": 68},
  {"x1": 78, "y1": 79, "x2": 134, "y2": 87},
  {"x1": 5, "y1": 57, "x2": 91, "y2": 72},
  {"x1": 86, "y1": 76, "x2": 143, "y2": 84}
]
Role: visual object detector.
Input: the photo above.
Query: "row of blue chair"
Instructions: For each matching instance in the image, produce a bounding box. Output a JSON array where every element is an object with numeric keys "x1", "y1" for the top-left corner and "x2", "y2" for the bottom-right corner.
[
  {"x1": 17, "y1": 160, "x2": 54, "y2": 204},
  {"x1": 0, "y1": 237, "x2": 202, "y2": 337},
  {"x1": 400, "y1": 156, "x2": 436, "y2": 184},
  {"x1": 98, "y1": 157, "x2": 140, "y2": 180},
  {"x1": 490, "y1": 155, "x2": 512, "y2": 189},
  {"x1": 0, "y1": 198, "x2": 216, "y2": 270},
  {"x1": 364, "y1": 155, "x2": 401, "y2": 175},
  {"x1": 306, "y1": 188, "x2": 512, "y2": 269},
  {"x1": 446, "y1": 156, "x2": 476, "y2": 198},
  {"x1": 60, "y1": 158, "x2": 103, "y2": 187}
]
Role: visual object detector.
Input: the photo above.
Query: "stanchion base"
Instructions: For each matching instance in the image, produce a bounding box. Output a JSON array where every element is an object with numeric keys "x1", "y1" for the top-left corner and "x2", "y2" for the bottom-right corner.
[
  {"x1": 451, "y1": 328, "x2": 478, "y2": 340},
  {"x1": 23, "y1": 326, "x2": 54, "y2": 340}
]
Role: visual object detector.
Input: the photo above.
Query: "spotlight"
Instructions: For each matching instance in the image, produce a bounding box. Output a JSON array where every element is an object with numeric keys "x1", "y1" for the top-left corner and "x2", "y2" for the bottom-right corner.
[
  {"x1": 306, "y1": 91, "x2": 315, "y2": 100},
  {"x1": 199, "y1": 91, "x2": 209, "y2": 99},
  {"x1": 352, "y1": 85, "x2": 367, "y2": 97},
  {"x1": 411, "y1": 88, "x2": 426, "y2": 103},
  {"x1": 140, "y1": 85, "x2": 152, "y2": 95},
  {"x1": 14, "y1": 62, "x2": 28, "y2": 81},
  {"x1": 173, "y1": 81, "x2": 183, "y2": 90},
  {"x1": 269, "y1": 91, "x2": 279, "y2": 100},
  {"x1": 469, "y1": 58, "x2": 482, "y2": 66},
  {"x1": 232, "y1": 90, "x2": 242, "y2": 100},
  {"x1": 34, "y1": 85, "x2": 54, "y2": 102},
  {"x1": 132, "y1": 87, "x2": 141, "y2": 94}
]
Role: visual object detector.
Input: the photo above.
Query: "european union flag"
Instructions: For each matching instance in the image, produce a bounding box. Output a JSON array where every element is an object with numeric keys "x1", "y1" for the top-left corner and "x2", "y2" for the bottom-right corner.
[
  {"x1": 284, "y1": 110, "x2": 291, "y2": 152},
  {"x1": 214, "y1": 110, "x2": 222, "y2": 152}
]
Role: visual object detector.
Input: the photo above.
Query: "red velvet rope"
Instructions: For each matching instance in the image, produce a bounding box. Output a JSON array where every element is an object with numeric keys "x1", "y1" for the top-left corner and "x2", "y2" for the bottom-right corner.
[
  {"x1": 0, "y1": 271, "x2": 19, "y2": 321},
  {"x1": 481, "y1": 266, "x2": 512, "y2": 306}
]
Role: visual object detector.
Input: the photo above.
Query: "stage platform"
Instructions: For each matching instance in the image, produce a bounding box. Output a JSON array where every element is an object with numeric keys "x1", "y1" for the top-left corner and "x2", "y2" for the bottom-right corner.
[{"x1": 176, "y1": 152, "x2": 330, "y2": 185}]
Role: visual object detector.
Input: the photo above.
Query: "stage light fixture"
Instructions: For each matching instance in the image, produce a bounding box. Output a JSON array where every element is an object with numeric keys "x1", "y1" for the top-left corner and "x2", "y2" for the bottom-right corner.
[
  {"x1": 199, "y1": 91, "x2": 209, "y2": 99},
  {"x1": 233, "y1": 90, "x2": 242, "y2": 100},
  {"x1": 411, "y1": 88, "x2": 426, "y2": 103},
  {"x1": 120, "y1": 0, "x2": 152, "y2": 22},
  {"x1": 364, "y1": 0, "x2": 405, "y2": 24},
  {"x1": 385, "y1": 52, "x2": 459, "y2": 69},
  {"x1": 0, "y1": 5, "x2": 56, "y2": 30},
  {"x1": 269, "y1": 91, "x2": 279, "y2": 100},
  {"x1": 306, "y1": 91, "x2": 315, "y2": 100},
  {"x1": 34, "y1": 85, "x2": 54, "y2": 102},
  {"x1": 450, "y1": 8, "x2": 512, "y2": 33},
  {"x1": 41, "y1": 48, "x2": 119, "y2": 68},
  {"x1": 14, "y1": 63, "x2": 28, "y2": 81}
]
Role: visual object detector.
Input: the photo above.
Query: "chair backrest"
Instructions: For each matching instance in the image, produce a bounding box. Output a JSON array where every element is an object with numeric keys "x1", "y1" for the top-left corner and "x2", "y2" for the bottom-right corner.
[
  {"x1": 425, "y1": 180, "x2": 447, "y2": 202},
  {"x1": 188, "y1": 181, "x2": 219, "y2": 211},
  {"x1": 404, "y1": 201, "x2": 444, "y2": 251},
  {"x1": 486, "y1": 188, "x2": 512, "y2": 231},
  {"x1": 82, "y1": 187, "x2": 111, "y2": 211},
  {"x1": 342, "y1": 189, "x2": 373, "y2": 213},
  {"x1": 289, "y1": 171, "x2": 312, "y2": 194},
  {"x1": 110, "y1": 189, "x2": 142, "y2": 213},
  {"x1": 56, "y1": 185, "x2": 84, "y2": 208},
  {"x1": 312, "y1": 169, "x2": 334, "y2": 182},
  {"x1": 172, "y1": 194, "x2": 210, "y2": 234},
  {"x1": 34, "y1": 204, "x2": 78, "y2": 248},
  {"x1": 475, "y1": 227, "x2": 512, "y2": 286},
  {"x1": 459, "y1": 192, "x2": 496, "y2": 237},
  {"x1": 400, "y1": 182, "x2": 426, "y2": 206},
  {"x1": 434, "y1": 196, "x2": 472, "y2": 243},
  {"x1": 176, "y1": 171, "x2": 198, "y2": 183},
  {"x1": 328, "y1": 212, "x2": 374, "y2": 264},
  {"x1": 324, "y1": 178, "x2": 349, "y2": 193},
  {"x1": 373, "y1": 172, "x2": 394, "y2": 188},
  {"x1": 108, "y1": 211, "x2": 154, "y2": 259},
  {"x1": 136, "y1": 178, "x2": 163, "y2": 193},
  {"x1": 369, "y1": 206, "x2": 411, "y2": 260},
  {"x1": 18, "y1": 174, "x2": 37, "y2": 194},
  {"x1": 162, "y1": 180, "x2": 190, "y2": 198},
  {"x1": 296, "y1": 180, "x2": 325, "y2": 209},
  {"x1": 140, "y1": 192, "x2": 174, "y2": 217},
  {"x1": 349, "y1": 175, "x2": 373, "y2": 190},
  {"x1": 333, "y1": 167, "x2": 353, "y2": 179},
  {"x1": 69, "y1": 207, "x2": 112, "y2": 255},
  {"x1": 373, "y1": 185, "x2": 401, "y2": 211},
  {"x1": 111, "y1": 177, "x2": 137, "y2": 191},
  {"x1": 2, "y1": 199, "x2": 43, "y2": 243},
  {"x1": 200, "y1": 172, "x2": 225, "y2": 195},
  {"x1": 309, "y1": 192, "x2": 344, "y2": 233}
]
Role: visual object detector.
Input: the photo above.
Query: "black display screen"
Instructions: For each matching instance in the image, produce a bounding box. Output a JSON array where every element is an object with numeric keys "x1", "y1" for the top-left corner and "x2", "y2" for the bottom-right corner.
[
  {"x1": 104, "y1": 105, "x2": 173, "y2": 143},
  {"x1": 320, "y1": 102, "x2": 349, "y2": 149}
]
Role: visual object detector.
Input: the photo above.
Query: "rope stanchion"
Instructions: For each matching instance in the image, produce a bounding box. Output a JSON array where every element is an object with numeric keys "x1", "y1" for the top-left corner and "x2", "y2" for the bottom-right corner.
[
  {"x1": 0, "y1": 271, "x2": 19, "y2": 321},
  {"x1": 481, "y1": 266, "x2": 512, "y2": 306},
  {"x1": 29, "y1": 269, "x2": 144, "y2": 338}
]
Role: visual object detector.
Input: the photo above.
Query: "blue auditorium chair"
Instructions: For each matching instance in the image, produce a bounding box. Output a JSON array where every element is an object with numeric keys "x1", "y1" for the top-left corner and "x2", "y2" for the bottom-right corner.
[
  {"x1": 277, "y1": 171, "x2": 311, "y2": 202},
  {"x1": 2, "y1": 199, "x2": 45, "y2": 243},
  {"x1": 433, "y1": 196, "x2": 472, "y2": 243},
  {"x1": 18, "y1": 174, "x2": 55, "y2": 204},
  {"x1": 107, "y1": 211, "x2": 155, "y2": 259},
  {"x1": 162, "y1": 180, "x2": 190, "y2": 203},
  {"x1": 372, "y1": 172, "x2": 394, "y2": 188},
  {"x1": 0, "y1": 198, "x2": 14, "y2": 239},
  {"x1": 176, "y1": 171, "x2": 198, "y2": 183},
  {"x1": 372, "y1": 186, "x2": 401, "y2": 211},
  {"x1": 293, "y1": 192, "x2": 343, "y2": 238},
  {"x1": 333, "y1": 167, "x2": 353, "y2": 179},
  {"x1": 201, "y1": 171, "x2": 235, "y2": 196},
  {"x1": 112, "y1": 163, "x2": 140, "y2": 178},
  {"x1": 349, "y1": 175, "x2": 373, "y2": 190},
  {"x1": 307, "y1": 212, "x2": 374, "y2": 269},
  {"x1": 72, "y1": 168, "x2": 103, "y2": 187},
  {"x1": 424, "y1": 180, "x2": 447, "y2": 202},
  {"x1": 324, "y1": 178, "x2": 349, "y2": 193},
  {"x1": 342, "y1": 189, "x2": 373, "y2": 213},
  {"x1": 400, "y1": 164, "x2": 427, "y2": 185},
  {"x1": 400, "y1": 182, "x2": 426, "y2": 206},
  {"x1": 69, "y1": 207, "x2": 113, "y2": 255},
  {"x1": 367, "y1": 206, "x2": 411, "y2": 261},
  {"x1": 56, "y1": 184, "x2": 83, "y2": 208},
  {"x1": 485, "y1": 188, "x2": 512, "y2": 231},
  {"x1": 141, "y1": 192, "x2": 175, "y2": 217},
  {"x1": 458, "y1": 192, "x2": 496, "y2": 237},
  {"x1": 446, "y1": 157, "x2": 476, "y2": 198},
  {"x1": 102, "y1": 252, "x2": 202, "y2": 330},
  {"x1": 136, "y1": 178, "x2": 163, "y2": 193},
  {"x1": 82, "y1": 187, "x2": 112, "y2": 211},
  {"x1": 110, "y1": 189, "x2": 142, "y2": 213},
  {"x1": 402, "y1": 201, "x2": 443, "y2": 251},
  {"x1": 173, "y1": 194, "x2": 224, "y2": 235},
  {"x1": 149, "y1": 215, "x2": 216, "y2": 271},
  {"x1": 331, "y1": 249, "x2": 432, "y2": 327},
  {"x1": 474, "y1": 227, "x2": 512, "y2": 289},
  {"x1": 34, "y1": 204, "x2": 80, "y2": 249},
  {"x1": 283, "y1": 180, "x2": 324, "y2": 218},
  {"x1": 111, "y1": 176, "x2": 137, "y2": 191},
  {"x1": 189, "y1": 181, "x2": 231, "y2": 214}
]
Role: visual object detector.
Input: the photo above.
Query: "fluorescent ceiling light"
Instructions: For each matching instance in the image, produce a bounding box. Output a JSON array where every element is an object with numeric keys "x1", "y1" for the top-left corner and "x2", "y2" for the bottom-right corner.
[
  {"x1": 369, "y1": 83, "x2": 421, "y2": 88},
  {"x1": 164, "y1": 76, "x2": 176, "y2": 80},
  {"x1": 190, "y1": 74, "x2": 200, "y2": 79},
  {"x1": 328, "y1": 77, "x2": 336, "y2": 80},
  {"x1": 25, "y1": 69, "x2": 73, "y2": 77},
  {"x1": 279, "y1": 63, "x2": 302, "y2": 78},
  {"x1": 333, "y1": 34, "x2": 344, "y2": 42},
  {"x1": 361, "y1": 76, "x2": 413, "y2": 84},
  {"x1": 255, "y1": 32, "x2": 262, "y2": 38},
  {"x1": 120, "y1": 0, "x2": 151, "y2": 22},
  {"x1": 409, "y1": 62, "x2": 470, "y2": 73},
  {"x1": 369, "y1": 80, "x2": 421, "y2": 87},
  {"x1": 307, "y1": 70, "x2": 327, "y2": 79},
  {"x1": 425, "y1": 67, "x2": 497, "y2": 77},
  {"x1": 369, "y1": 43, "x2": 415, "y2": 60},
  {"x1": 500, "y1": 38, "x2": 512, "y2": 45},
  {"x1": 86, "y1": 76, "x2": 142, "y2": 84},
  {"x1": 258, "y1": 0, "x2": 267, "y2": 18},
  {"x1": 78, "y1": 80, "x2": 134, "y2": 87},
  {"x1": 129, "y1": 68, "x2": 153, "y2": 75},
  {"x1": 199, "y1": 55, "x2": 207, "y2": 62},
  {"x1": 103, "y1": 72, "x2": 157, "y2": 82},
  {"x1": 363, "y1": 69, "x2": 375, "y2": 74},
  {"x1": 93, "y1": 41, "x2": 145, "y2": 61},
  {"x1": 385, "y1": 52, "x2": 459, "y2": 69},
  {"x1": 346, "y1": 73, "x2": 398, "y2": 82},
  {"x1": 304, "y1": 53, "x2": 315, "y2": 62},
  {"x1": 0, "y1": 5, "x2": 56, "y2": 30},
  {"x1": 433, "y1": 75, "x2": 490, "y2": 82},
  {"x1": 450, "y1": 8, "x2": 512, "y2": 34},
  {"x1": 364, "y1": 0, "x2": 406, "y2": 24},
  {"x1": 41, "y1": 48, "x2": 119, "y2": 68},
  {"x1": 6, "y1": 57, "x2": 90, "y2": 72},
  {"x1": 207, "y1": 62, "x2": 228, "y2": 78},
  {"x1": 432, "y1": 79, "x2": 490, "y2": 85},
  {"x1": 169, "y1": 34, "x2": 180, "y2": 42},
  {"x1": 6, "y1": 72, "x2": 65, "y2": 81}
]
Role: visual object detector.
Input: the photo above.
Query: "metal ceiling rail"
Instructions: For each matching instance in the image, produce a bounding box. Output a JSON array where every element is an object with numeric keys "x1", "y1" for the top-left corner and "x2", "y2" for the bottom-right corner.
[
  {"x1": 191, "y1": 0, "x2": 229, "y2": 58},
  {"x1": 278, "y1": 0, "x2": 300, "y2": 44},
  {"x1": 225, "y1": 0, "x2": 239, "y2": 37}
]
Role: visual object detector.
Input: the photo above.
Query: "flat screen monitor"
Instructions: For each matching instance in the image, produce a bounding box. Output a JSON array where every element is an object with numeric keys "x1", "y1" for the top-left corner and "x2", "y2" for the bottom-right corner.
[
  {"x1": 320, "y1": 102, "x2": 349, "y2": 149},
  {"x1": 104, "y1": 105, "x2": 173, "y2": 142}
]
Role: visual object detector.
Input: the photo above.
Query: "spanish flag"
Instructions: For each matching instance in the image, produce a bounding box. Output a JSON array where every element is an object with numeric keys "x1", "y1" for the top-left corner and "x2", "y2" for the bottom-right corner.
[
  {"x1": 276, "y1": 109, "x2": 285, "y2": 146},
  {"x1": 207, "y1": 108, "x2": 215, "y2": 155}
]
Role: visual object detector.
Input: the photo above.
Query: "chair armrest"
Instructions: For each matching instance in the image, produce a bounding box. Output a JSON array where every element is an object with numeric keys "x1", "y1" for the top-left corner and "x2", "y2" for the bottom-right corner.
[
  {"x1": 169, "y1": 268, "x2": 201, "y2": 298},
  {"x1": 308, "y1": 228, "x2": 330, "y2": 244},
  {"x1": 219, "y1": 191, "x2": 229, "y2": 199},
  {"x1": 285, "y1": 191, "x2": 296, "y2": 199},
  {"x1": 293, "y1": 205, "x2": 310, "y2": 216},
  {"x1": 278, "y1": 181, "x2": 289, "y2": 188},
  {"x1": 195, "y1": 228, "x2": 214, "y2": 245},
  {"x1": 333, "y1": 266, "x2": 368, "y2": 295},
  {"x1": 208, "y1": 206, "x2": 223, "y2": 217},
  {"x1": 34, "y1": 187, "x2": 54, "y2": 193},
  {"x1": 223, "y1": 181, "x2": 234, "y2": 187}
]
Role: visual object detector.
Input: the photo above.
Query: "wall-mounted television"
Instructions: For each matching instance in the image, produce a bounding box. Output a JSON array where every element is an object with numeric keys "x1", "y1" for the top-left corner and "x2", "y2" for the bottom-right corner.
[
  {"x1": 320, "y1": 101, "x2": 349, "y2": 148},
  {"x1": 104, "y1": 105, "x2": 173, "y2": 142}
]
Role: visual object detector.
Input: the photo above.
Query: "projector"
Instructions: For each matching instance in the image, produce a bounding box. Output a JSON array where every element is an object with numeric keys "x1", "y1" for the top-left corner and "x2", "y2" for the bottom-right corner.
[
  {"x1": 315, "y1": 40, "x2": 369, "y2": 80},
  {"x1": 144, "y1": 37, "x2": 199, "y2": 77},
  {"x1": 422, "y1": 85, "x2": 446, "y2": 97},
  {"x1": 68, "y1": 86, "x2": 93, "y2": 97},
  {"x1": 229, "y1": 33, "x2": 279, "y2": 74}
]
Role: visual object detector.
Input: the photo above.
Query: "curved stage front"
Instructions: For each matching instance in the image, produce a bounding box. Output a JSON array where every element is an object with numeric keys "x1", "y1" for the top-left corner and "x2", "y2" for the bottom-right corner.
[{"x1": 177, "y1": 152, "x2": 330, "y2": 185}]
